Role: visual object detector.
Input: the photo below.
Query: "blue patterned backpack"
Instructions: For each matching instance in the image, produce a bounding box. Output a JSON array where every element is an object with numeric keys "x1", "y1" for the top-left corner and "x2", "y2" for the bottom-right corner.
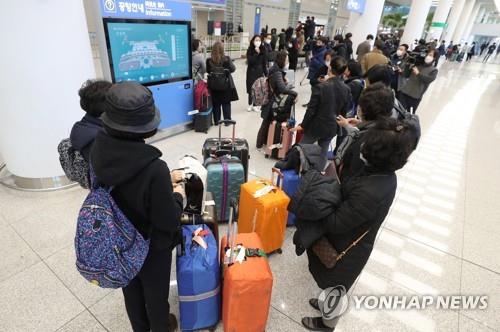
[{"x1": 75, "y1": 167, "x2": 149, "y2": 288}]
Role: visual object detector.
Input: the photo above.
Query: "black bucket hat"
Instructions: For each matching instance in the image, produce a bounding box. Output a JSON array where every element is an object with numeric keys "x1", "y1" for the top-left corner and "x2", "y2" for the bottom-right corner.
[{"x1": 101, "y1": 82, "x2": 161, "y2": 134}]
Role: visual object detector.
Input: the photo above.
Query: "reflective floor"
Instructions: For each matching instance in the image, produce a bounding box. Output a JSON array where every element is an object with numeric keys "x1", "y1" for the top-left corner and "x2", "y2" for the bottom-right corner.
[{"x1": 1, "y1": 55, "x2": 500, "y2": 332}]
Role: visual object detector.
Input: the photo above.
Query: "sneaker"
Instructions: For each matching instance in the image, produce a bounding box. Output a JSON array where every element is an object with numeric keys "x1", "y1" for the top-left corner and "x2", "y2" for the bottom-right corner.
[
  {"x1": 247, "y1": 105, "x2": 254, "y2": 112},
  {"x1": 253, "y1": 106, "x2": 261, "y2": 112}
]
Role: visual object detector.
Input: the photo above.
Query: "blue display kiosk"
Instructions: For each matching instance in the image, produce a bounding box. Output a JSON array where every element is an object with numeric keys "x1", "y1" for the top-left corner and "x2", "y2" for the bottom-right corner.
[{"x1": 92, "y1": 0, "x2": 194, "y2": 136}]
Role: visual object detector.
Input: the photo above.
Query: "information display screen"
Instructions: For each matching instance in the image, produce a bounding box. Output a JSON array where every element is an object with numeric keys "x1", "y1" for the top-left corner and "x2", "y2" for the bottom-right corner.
[{"x1": 104, "y1": 18, "x2": 191, "y2": 85}]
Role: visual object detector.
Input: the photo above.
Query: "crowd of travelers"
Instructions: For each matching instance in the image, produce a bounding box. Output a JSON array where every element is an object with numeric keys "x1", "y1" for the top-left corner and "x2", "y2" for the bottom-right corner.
[{"x1": 58, "y1": 20, "x2": 496, "y2": 331}]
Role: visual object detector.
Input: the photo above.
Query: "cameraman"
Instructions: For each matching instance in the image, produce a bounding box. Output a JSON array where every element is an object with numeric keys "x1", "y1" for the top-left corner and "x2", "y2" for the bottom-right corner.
[
  {"x1": 398, "y1": 49, "x2": 438, "y2": 113},
  {"x1": 390, "y1": 44, "x2": 409, "y2": 92}
]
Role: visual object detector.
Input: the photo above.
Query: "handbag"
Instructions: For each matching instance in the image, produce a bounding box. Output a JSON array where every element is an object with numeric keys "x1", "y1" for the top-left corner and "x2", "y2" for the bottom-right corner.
[{"x1": 311, "y1": 230, "x2": 369, "y2": 269}]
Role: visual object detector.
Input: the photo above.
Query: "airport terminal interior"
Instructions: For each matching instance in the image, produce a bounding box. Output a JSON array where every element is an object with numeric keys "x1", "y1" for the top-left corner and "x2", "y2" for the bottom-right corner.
[{"x1": 1, "y1": 0, "x2": 500, "y2": 332}]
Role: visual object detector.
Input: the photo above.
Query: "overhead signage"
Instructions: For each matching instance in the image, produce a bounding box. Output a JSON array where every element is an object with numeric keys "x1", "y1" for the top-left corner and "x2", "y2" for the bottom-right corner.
[
  {"x1": 346, "y1": 0, "x2": 366, "y2": 14},
  {"x1": 100, "y1": 0, "x2": 191, "y2": 20}
]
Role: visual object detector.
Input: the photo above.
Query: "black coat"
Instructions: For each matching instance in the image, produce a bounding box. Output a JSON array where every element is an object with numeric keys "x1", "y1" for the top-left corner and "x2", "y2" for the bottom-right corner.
[
  {"x1": 246, "y1": 47, "x2": 268, "y2": 94},
  {"x1": 307, "y1": 167, "x2": 397, "y2": 291},
  {"x1": 345, "y1": 39, "x2": 353, "y2": 59},
  {"x1": 345, "y1": 76, "x2": 365, "y2": 107},
  {"x1": 274, "y1": 143, "x2": 326, "y2": 175},
  {"x1": 70, "y1": 114, "x2": 102, "y2": 161},
  {"x1": 287, "y1": 39, "x2": 299, "y2": 70},
  {"x1": 90, "y1": 132, "x2": 184, "y2": 251},
  {"x1": 310, "y1": 64, "x2": 328, "y2": 86},
  {"x1": 302, "y1": 76, "x2": 352, "y2": 139},
  {"x1": 206, "y1": 56, "x2": 239, "y2": 104},
  {"x1": 333, "y1": 43, "x2": 348, "y2": 60}
]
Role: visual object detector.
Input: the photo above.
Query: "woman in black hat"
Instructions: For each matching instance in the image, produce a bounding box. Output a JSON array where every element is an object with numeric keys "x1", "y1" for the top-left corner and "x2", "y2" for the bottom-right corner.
[{"x1": 90, "y1": 82, "x2": 185, "y2": 332}]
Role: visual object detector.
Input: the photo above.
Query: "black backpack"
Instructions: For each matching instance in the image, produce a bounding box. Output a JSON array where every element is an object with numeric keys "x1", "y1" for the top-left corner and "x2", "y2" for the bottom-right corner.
[{"x1": 207, "y1": 61, "x2": 230, "y2": 91}]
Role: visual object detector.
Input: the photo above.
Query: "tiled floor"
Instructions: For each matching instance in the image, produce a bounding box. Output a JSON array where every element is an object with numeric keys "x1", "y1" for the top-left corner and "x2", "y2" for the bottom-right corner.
[{"x1": 1, "y1": 56, "x2": 500, "y2": 332}]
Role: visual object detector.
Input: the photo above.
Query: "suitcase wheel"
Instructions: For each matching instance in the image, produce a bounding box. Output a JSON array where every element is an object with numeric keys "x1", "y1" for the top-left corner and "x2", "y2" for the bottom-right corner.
[
  {"x1": 277, "y1": 248, "x2": 283, "y2": 254},
  {"x1": 265, "y1": 154, "x2": 269, "y2": 159}
]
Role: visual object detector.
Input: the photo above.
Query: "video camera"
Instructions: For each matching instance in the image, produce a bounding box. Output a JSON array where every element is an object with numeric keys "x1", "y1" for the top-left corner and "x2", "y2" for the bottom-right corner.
[{"x1": 403, "y1": 51, "x2": 427, "y2": 77}]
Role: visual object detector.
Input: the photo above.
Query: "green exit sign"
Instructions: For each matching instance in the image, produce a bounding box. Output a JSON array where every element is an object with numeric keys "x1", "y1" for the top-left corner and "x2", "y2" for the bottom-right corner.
[{"x1": 431, "y1": 22, "x2": 447, "y2": 28}]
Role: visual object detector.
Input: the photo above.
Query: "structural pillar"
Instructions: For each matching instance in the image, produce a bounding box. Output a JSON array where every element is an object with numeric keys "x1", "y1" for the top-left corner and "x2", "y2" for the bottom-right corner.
[
  {"x1": 0, "y1": 0, "x2": 95, "y2": 190},
  {"x1": 452, "y1": 0, "x2": 476, "y2": 43},
  {"x1": 442, "y1": 0, "x2": 466, "y2": 43},
  {"x1": 429, "y1": 0, "x2": 454, "y2": 41},
  {"x1": 346, "y1": 0, "x2": 385, "y2": 53},
  {"x1": 462, "y1": 2, "x2": 482, "y2": 43},
  {"x1": 401, "y1": 0, "x2": 433, "y2": 45}
]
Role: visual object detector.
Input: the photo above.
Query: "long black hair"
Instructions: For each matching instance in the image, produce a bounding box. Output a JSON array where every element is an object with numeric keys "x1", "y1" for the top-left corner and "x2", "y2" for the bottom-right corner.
[{"x1": 248, "y1": 35, "x2": 263, "y2": 54}]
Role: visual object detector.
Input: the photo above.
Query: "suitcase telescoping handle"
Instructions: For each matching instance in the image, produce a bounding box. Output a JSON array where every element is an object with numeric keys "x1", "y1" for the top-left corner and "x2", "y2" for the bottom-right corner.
[
  {"x1": 271, "y1": 167, "x2": 284, "y2": 190},
  {"x1": 226, "y1": 198, "x2": 238, "y2": 265},
  {"x1": 218, "y1": 120, "x2": 237, "y2": 150}
]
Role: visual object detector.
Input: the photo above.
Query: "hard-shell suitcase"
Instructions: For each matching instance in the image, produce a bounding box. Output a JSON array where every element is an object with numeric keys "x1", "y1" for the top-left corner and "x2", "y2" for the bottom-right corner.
[
  {"x1": 194, "y1": 108, "x2": 213, "y2": 133},
  {"x1": 220, "y1": 203, "x2": 273, "y2": 332},
  {"x1": 177, "y1": 224, "x2": 220, "y2": 331},
  {"x1": 202, "y1": 120, "x2": 250, "y2": 181},
  {"x1": 237, "y1": 169, "x2": 290, "y2": 254},
  {"x1": 181, "y1": 192, "x2": 219, "y2": 243},
  {"x1": 264, "y1": 121, "x2": 294, "y2": 159},
  {"x1": 205, "y1": 156, "x2": 244, "y2": 222},
  {"x1": 275, "y1": 168, "x2": 300, "y2": 226}
]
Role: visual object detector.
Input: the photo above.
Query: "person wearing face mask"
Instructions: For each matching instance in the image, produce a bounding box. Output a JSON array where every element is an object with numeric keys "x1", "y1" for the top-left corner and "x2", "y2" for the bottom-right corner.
[
  {"x1": 256, "y1": 51, "x2": 298, "y2": 149},
  {"x1": 246, "y1": 35, "x2": 268, "y2": 112},
  {"x1": 301, "y1": 118, "x2": 416, "y2": 332},
  {"x1": 398, "y1": 49, "x2": 438, "y2": 113},
  {"x1": 263, "y1": 33, "x2": 274, "y2": 65},
  {"x1": 307, "y1": 36, "x2": 329, "y2": 83},
  {"x1": 390, "y1": 44, "x2": 409, "y2": 91}
]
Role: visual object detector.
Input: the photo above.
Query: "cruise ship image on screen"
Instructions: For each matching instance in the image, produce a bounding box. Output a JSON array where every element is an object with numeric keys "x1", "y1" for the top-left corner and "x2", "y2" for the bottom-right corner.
[{"x1": 118, "y1": 41, "x2": 171, "y2": 71}]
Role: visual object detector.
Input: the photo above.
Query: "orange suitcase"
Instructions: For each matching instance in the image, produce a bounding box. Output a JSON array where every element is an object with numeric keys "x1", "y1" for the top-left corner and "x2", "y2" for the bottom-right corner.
[
  {"x1": 220, "y1": 203, "x2": 273, "y2": 332},
  {"x1": 237, "y1": 169, "x2": 290, "y2": 254}
]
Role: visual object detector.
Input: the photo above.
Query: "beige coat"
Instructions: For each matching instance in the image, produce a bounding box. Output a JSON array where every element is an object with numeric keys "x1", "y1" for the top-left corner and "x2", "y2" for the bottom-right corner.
[{"x1": 360, "y1": 49, "x2": 389, "y2": 74}]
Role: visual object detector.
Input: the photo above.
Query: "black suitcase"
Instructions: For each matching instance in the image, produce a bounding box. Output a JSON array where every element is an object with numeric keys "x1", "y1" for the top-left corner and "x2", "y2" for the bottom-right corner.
[
  {"x1": 202, "y1": 120, "x2": 250, "y2": 181},
  {"x1": 180, "y1": 192, "x2": 219, "y2": 243},
  {"x1": 194, "y1": 108, "x2": 213, "y2": 133}
]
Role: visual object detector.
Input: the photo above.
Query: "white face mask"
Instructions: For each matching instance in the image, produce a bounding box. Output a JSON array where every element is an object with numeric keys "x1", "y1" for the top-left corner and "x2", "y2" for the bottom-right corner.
[
  {"x1": 425, "y1": 55, "x2": 434, "y2": 64},
  {"x1": 292, "y1": 34, "x2": 297, "y2": 39},
  {"x1": 265, "y1": 39, "x2": 271, "y2": 44},
  {"x1": 396, "y1": 50, "x2": 404, "y2": 57},
  {"x1": 325, "y1": 60, "x2": 330, "y2": 67},
  {"x1": 254, "y1": 41, "x2": 261, "y2": 48},
  {"x1": 288, "y1": 43, "x2": 293, "y2": 48}
]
